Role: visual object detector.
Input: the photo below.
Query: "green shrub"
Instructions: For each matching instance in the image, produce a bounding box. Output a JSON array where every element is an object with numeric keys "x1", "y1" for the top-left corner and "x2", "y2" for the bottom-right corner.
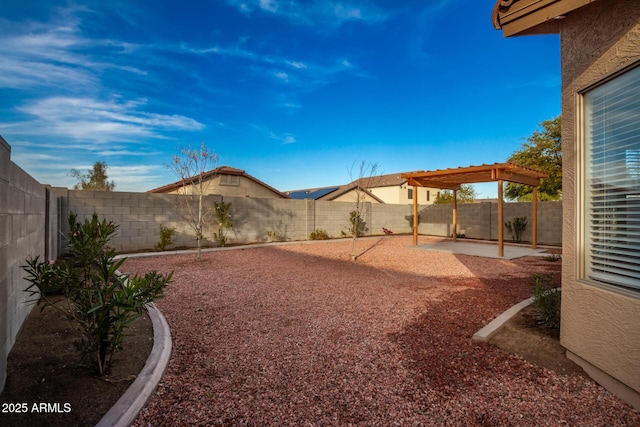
[
  {"x1": 309, "y1": 229, "x2": 329, "y2": 240},
  {"x1": 531, "y1": 272, "x2": 561, "y2": 329},
  {"x1": 22, "y1": 212, "x2": 173, "y2": 375},
  {"x1": 349, "y1": 210, "x2": 364, "y2": 237},
  {"x1": 212, "y1": 200, "x2": 233, "y2": 246},
  {"x1": 155, "y1": 224, "x2": 176, "y2": 251},
  {"x1": 505, "y1": 216, "x2": 527, "y2": 243},
  {"x1": 266, "y1": 230, "x2": 279, "y2": 242},
  {"x1": 543, "y1": 253, "x2": 562, "y2": 262}
]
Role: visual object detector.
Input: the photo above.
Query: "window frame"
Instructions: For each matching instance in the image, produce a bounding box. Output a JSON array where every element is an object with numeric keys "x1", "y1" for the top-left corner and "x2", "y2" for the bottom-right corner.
[
  {"x1": 578, "y1": 62, "x2": 640, "y2": 294},
  {"x1": 220, "y1": 174, "x2": 240, "y2": 186}
]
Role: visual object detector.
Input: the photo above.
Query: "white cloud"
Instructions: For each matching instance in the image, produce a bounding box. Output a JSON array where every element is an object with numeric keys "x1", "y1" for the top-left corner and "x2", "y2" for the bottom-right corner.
[
  {"x1": 0, "y1": 12, "x2": 146, "y2": 93},
  {"x1": 269, "y1": 130, "x2": 296, "y2": 144},
  {"x1": 258, "y1": 0, "x2": 279, "y2": 13},
  {"x1": 273, "y1": 71, "x2": 290, "y2": 82},
  {"x1": 14, "y1": 96, "x2": 204, "y2": 143},
  {"x1": 225, "y1": 0, "x2": 388, "y2": 27}
]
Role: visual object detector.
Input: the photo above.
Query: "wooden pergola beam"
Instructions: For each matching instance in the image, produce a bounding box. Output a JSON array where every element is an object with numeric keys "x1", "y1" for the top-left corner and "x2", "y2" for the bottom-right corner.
[
  {"x1": 494, "y1": 169, "x2": 542, "y2": 187},
  {"x1": 403, "y1": 162, "x2": 548, "y2": 257}
]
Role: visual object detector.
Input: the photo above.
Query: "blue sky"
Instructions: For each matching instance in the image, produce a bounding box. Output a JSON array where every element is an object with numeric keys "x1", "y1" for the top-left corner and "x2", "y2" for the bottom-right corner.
[{"x1": 0, "y1": 0, "x2": 560, "y2": 198}]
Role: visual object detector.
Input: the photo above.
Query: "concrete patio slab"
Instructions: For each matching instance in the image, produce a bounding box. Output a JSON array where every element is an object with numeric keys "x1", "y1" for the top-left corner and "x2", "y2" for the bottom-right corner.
[{"x1": 414, "y1": 240, "x2": 548, "y2": 259}]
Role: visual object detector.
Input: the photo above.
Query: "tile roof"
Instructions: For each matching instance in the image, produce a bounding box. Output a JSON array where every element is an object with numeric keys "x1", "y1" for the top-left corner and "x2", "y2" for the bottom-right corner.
[{"x1": 148, "y1": 166, "x2": 288, "y2": 197}]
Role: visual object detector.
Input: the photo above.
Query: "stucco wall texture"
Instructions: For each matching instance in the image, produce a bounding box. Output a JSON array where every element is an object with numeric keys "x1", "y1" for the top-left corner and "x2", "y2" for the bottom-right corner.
[{"x1": 560, "y1": 0, "x2": 640, "y2": 406}]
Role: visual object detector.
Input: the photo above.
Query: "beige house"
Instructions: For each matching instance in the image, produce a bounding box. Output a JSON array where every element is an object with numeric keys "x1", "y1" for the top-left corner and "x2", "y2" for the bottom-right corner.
[
  {"x1": 287, "y1": 172, "x2": 439, "y2": 205},
  {"x1": 149, "y1": 166, "x2": 288, "y2": 198},
  {"x1": 493, "y1": 0, "x2": 640, "y2": 408}
]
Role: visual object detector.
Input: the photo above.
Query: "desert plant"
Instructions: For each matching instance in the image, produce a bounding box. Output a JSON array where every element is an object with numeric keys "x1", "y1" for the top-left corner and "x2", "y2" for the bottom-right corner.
[
  {"x1": 531, "y1": 272, "x2": 561, "y2": 329},
  {"x1": 349, "y1": 210, "x2": 365, "y2": 238},
  {"x1": 543, "y1": 253, "x2": 562, "y2": 262},
  {"x1": 22, "y1": 212, "x2": 173, "y2": 376},
  {"x1": 212, "y1": 200, "x2": 233, "y2": 246},
  {"x1": 309, "y1": 229, "x2": 329, "y2": 240},
  {"x1": 155, "y1": 224, "x2": 176, "y2": 251},
  {"x1": 266, "y1": 230, "x2": 279, "y2": 242},
  {"x1": 505, "y1": 216, "x2": 528, "y2": 243}
]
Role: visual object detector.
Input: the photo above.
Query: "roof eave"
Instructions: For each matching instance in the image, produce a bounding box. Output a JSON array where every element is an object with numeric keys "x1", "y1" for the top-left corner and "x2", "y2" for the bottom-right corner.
[{"x1": 492, "y1": 0, "x2": 597, "y2": 37}]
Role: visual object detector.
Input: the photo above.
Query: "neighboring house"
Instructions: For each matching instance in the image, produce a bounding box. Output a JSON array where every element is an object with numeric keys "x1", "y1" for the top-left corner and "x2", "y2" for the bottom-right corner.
[
  {"x1": 350, "y1": 173, "x2": 439, "y2": 205},
  {"x1": 286, "y1": 172, "x2": 440, "y2": 205},
  {"x1": 149, "y1": 166, "x2": 288, "y2": 198},
  {"x1": 493, "y1": 0, "x2": 640, "y2": 408}
]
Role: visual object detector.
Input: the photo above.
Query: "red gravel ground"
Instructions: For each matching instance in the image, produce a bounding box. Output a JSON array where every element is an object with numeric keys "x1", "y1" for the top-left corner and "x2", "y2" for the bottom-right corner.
[{"x1": 122, "y1": 236, "x2": 639, "y2": 426}]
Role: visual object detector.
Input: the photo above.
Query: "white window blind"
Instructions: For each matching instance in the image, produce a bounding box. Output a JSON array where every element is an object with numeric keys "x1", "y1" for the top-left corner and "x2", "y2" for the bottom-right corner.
[{"x1": 584, "y1": 65, "x2": 640, "y2": 290}]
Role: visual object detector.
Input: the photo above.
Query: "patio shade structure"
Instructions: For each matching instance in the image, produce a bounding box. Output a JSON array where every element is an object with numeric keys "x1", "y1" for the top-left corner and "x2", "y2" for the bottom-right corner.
[{"x1": 401, "y1": 162, "x2": 549, "y2": 257}]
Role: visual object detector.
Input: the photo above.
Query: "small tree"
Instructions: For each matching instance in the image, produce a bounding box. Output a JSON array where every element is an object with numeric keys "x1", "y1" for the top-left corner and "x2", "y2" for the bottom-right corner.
[
  {"x1": 506, "y1": 116, "x2": 562, "y2": 201},
  {"x1": 70, "y1": 161, "x2": 115, "y2": 191},
  {"x1": 167, "y1": 142, "x2": 218, "y2": 261},
  {"x1": 348, "y1": 161, "x2": 380, "y2": 261},
  {"x1": 433, "y1": 184, "x2": 477, "y2": 204}
]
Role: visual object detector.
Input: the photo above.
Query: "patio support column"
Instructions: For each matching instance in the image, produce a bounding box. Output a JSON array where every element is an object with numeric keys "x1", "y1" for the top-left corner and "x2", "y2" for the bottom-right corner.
[
  {"x1": 413, "y1": 184, "x2": 418, "y2": 246},
  {"x1": 498, "y1": 179, "x2": 504, "y2": 257},
  {"x1": 452, "y1": 189, "x2": 457, "y2": 241},
  {"x1": 532, "y1": 186, "x2": 538, "y2": 249}
]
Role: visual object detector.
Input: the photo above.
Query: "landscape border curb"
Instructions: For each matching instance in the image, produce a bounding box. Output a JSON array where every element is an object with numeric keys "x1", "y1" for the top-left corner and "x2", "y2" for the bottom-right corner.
[
  {"x1": 95, "y1": 302, "x2": 172, "y2": 427},
  {"x1": 472, "y1": 296, "x2": 535, "y2": 343}
]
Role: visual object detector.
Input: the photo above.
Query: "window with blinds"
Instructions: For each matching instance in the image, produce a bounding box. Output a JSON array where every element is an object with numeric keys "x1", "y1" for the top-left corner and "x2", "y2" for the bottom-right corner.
[{"x1": 584, "y1": 65, "x2": 640, "y2": 290}]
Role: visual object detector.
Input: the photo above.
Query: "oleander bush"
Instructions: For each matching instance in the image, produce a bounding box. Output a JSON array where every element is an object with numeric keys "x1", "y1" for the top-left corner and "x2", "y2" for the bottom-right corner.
[{"x1": 23, "y1": 212, "x2": 173, "y2": 375}]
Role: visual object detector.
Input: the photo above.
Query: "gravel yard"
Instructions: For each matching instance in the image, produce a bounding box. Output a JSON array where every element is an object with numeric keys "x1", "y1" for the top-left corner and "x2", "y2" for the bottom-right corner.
[{"x1": 123, "y1": 236, "x2": 639, "y2": 426}]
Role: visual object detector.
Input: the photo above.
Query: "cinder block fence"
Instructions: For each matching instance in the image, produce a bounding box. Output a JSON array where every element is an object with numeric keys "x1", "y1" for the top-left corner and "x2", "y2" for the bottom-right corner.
[{"x1": 0, "y1": 137, "x2": 562, "y2": 390}]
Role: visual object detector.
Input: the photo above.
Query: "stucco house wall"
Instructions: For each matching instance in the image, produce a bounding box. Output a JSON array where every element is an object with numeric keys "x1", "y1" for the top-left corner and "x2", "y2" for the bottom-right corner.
[
  {"x1": 162, "y1": 174, "x2": 283, "y2": 198},
  {"x1": 368, "y1": 185, "x2": 437, "y2": 205},
  {"x1": 559, "y1": 0, "x2": 640, "y2": 407}
]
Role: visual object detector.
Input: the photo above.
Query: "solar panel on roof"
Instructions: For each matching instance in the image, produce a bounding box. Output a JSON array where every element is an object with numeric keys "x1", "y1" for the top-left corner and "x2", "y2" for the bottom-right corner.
[{"x1": 287, "y1": 187, "x2": 340, "y2": 200}]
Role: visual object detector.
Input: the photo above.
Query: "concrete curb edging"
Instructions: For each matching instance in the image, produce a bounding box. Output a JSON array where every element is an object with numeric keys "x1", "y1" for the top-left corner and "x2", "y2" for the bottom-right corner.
[
  {"x1": 472, "y1": 296, "x2": 535, "y2": 343},
  {"x1": 96, "y1": 303, "x2": 172, "y2": 427}
]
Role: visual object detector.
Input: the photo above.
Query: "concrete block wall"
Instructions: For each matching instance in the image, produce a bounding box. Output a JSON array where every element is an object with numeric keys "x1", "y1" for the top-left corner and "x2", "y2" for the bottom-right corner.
[
  {"x1": 225, "y1": 196, "x2": 308, "y2": 243},
  {"x1": 419, "y1": 201, "x2": 562, "y2": 246},
  {"x1": 62, "y1": 190, "x2": 224, "y2": 253},
  {"x1": 370, "y1": 203, "x2": 418, "y2": 235},
  {"x1": 62, "y1": 193, "x2": 563, "y2": 250},
  {"x1": 0, "y1": 137, "x2": 50, "y2": 391}
]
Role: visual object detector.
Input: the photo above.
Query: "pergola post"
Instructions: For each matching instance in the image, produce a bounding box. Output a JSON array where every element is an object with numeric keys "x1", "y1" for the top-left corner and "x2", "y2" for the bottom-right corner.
[
  {"x1": 452, "y1": 189, "x2": 457, "y2": 241},
  {"x1": 401, "y1": 163, "x2": 548, "y2": 257},
  {"x1": 413, "y1": 184, "x2": 418, "y2": 246},
  {"x1": 532, "y1": 186, "x2": 538, "y2": 249},
  {"x1": 498, "y1": 179, "x2": 504, "y2": 257}
]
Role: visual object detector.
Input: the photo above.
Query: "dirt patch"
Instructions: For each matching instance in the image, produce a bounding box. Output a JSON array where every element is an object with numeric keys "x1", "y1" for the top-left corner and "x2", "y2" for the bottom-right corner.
[
  {"x1": 489, "y1": 304, "x2": 586, "y2": 377},
  {"x1": 0, "y1": 299, "x2": 152, "y2": 427}
]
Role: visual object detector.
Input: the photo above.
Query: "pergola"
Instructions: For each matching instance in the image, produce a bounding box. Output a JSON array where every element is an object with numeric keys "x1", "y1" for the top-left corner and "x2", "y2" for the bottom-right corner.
[{"x1": 401, "y1": 162, "x2": 549, "y2": 257}]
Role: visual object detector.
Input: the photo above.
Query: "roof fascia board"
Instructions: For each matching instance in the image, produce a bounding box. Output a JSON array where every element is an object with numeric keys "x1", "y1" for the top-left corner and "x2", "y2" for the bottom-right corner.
[{"x1": 499, "y1": 0, "x2": 596, "y2": 37}]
